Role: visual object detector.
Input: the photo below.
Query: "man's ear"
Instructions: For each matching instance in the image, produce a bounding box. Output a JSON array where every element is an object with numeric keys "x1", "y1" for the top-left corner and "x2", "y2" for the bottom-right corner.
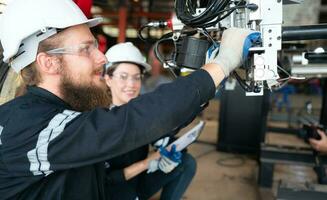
[{"x1": 35, "y1": 52, "x2": 61, "y2": 74}]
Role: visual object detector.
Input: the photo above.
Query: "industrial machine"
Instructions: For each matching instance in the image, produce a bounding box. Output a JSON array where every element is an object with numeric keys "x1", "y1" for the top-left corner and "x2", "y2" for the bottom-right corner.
[{"x1": 139, "y1": 0, "x2": 327, "y2": 96}]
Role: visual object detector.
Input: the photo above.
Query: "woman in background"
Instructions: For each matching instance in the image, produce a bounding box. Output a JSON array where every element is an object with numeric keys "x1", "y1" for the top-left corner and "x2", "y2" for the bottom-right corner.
[{"x1": 103, "y1": 42, "x2": 197, "y2": 200}]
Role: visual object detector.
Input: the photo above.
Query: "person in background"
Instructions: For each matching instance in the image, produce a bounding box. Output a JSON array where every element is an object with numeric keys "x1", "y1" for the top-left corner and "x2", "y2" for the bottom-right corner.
[
  {"x1": 103, "y1": 42, "x2": 196, "y2": 200},
  {"x1": 309, "y1": 130, "x2": 327, "y2": 153}
]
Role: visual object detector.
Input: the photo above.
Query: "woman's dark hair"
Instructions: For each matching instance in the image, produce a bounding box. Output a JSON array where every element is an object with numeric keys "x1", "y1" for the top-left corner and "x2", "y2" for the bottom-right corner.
[{"x1": 106, "y1": 62, "x2": 145, "y2": 76}]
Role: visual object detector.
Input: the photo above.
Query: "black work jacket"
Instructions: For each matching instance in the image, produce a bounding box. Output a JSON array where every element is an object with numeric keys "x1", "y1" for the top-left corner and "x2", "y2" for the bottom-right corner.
[{"x1": 0, "y1": 70, "x2": 215, "y2": 200}]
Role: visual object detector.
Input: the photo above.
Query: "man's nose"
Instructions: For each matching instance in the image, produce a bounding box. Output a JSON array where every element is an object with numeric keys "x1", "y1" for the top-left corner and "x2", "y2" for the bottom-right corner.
[{"x1": 93, "y1": 48, "x2": 107, "y2": 66}]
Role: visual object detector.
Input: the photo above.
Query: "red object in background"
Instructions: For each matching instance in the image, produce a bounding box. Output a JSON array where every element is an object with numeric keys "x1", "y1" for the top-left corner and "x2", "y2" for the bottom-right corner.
[
  {"x1": 97, "y1": 34, "x2": 107, "y2": 53},
  {"x1": 117, "y1": 6, "x2": 127, "y2": 43},
  {"x1": 74, "y1": 0, "x2": 93, "y2": 18},
  {"x1": 74, "y1": 0, "x2": 107, "y2": 52}
]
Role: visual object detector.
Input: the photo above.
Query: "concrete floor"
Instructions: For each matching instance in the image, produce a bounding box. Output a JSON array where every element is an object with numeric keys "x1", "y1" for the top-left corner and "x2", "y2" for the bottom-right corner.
[
  {"x1": 152, "y1": 99, "x2": 326, "y2": 200},
  {"x1": 183, "y1": 119, "x2": 262, "y2": 200}
]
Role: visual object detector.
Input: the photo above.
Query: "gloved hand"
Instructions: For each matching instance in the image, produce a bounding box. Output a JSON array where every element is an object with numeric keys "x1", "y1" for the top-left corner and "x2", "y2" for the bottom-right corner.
[
  {"x1": 147, "y1": 159, "x2": 159, "y2": 174},
  {"x1": 152, "y1": 136, "x2": 170, "y2": 150},
  {"x1": 206, "y1": 28, "x2": 261, "y2": 77},
  {"x1": 158, "y1": 145, "x2": 182, "y2": 173},
  {"x1": 146, "y1": 145, "x2": 182, "y2": 174}
]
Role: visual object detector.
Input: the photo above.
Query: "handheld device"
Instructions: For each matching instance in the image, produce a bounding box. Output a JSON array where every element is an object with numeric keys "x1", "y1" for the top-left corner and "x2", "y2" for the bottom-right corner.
[{"x1": 169, "y1": 120, "x2": 206, "y2": 151}]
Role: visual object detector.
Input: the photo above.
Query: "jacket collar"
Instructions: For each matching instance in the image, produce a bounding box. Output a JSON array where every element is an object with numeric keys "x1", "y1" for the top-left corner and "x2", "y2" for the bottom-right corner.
[{"x1": 27, "y1": 86, "x2": 72, "y2": 109}]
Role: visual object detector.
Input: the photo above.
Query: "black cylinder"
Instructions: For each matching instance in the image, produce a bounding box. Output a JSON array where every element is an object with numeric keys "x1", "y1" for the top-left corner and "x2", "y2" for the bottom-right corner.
[
  {"x1": 282, "y1": 24, "x2": 327, "y2": 41},
  {"x1": 175, "y1": 37, "x2": 210, "y2": 70},
  {"x1": 304, "y1": 52, "x2": 327, "y2": 63}
]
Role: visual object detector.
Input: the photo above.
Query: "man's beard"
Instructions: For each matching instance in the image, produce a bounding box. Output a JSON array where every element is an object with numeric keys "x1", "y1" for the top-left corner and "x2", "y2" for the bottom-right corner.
[{"x1": 60, "y1": 70, "x2": 111, "y2": 112}]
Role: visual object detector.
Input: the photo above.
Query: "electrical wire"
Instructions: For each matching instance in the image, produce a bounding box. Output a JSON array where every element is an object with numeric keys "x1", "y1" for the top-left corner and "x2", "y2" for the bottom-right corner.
[
  {"x1": 138, "y1": 25, "x2": 149, "y2": 42},
  {"x1": 175, "y1": 0, "x2": 230, "y2": 28},
  {"x1": 152, "y1": 32, "x2": 181, "y2": 78},
  {"x1": 270, "y1": 65, "x2": 306, "y2": 90},
  {"x1": 138, "y1": 25, "x2": 159, "y2": 43},
  {"x1": 138, "y1": 21, "x2": 169, "y2": 43},
  {"x1": 277, "y1": 65, "x2": 292, "y2": 78},
  {"x1": 154, "y1": 35, "x2": 174, "y2": 67},
  {"x1": 232, "y1": 71, "x2": 253, "y2": 92},
  {"x1": 175, "y1": 0, "x2": 256, "y2": 29},
  {"x1": 277, "y1": 65, "x2": 305, "y2": 81},
  {"x1": 200, "y1": 1, "x2": 246, "y2": 28},
  {"x1": 140, "y1": 1, "x2": 262, "y2": 93},
  {"x1": 200, "y1": 28, "x2": 219, "y2": 47},
  {"x1": 153, "y1": 29, "x2": 199, "y2": 69}
]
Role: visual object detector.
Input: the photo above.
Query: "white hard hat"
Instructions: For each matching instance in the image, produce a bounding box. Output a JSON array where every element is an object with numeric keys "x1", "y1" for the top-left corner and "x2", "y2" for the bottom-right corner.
[
  {"x1": 0, "y1": 0, "x2": 102, "y2": 72},
  {"x1": 105, "y1": 42, "x2": 151, "y2": 72}
]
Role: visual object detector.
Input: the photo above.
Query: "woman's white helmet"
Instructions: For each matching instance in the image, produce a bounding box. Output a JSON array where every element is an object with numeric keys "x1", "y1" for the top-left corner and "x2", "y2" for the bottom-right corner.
[
  {"x1": 105, "y1": 42, "x2": 151, "y2": 72},
  {"x1": 0, "y1": 0, "x2": 102, "y2": 72}
]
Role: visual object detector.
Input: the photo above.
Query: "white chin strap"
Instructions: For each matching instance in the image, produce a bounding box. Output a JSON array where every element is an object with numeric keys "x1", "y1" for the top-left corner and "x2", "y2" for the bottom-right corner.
[{"x1": 11, "y1": 28, "x2": 57, "y2": 73}]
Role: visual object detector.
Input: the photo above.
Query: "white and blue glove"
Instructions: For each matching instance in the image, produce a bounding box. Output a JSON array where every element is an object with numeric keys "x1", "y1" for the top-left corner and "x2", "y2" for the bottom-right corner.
[
  {"x1": 242, "y1": 31, "x2": 261, "y2": 61},
  {"x1": 158, "y1": 145, "x2": 182, "y2": 173},
  {"x1": 206, "y1": 28, "x2": 261, "y2": 77},
  {"x1": 147, "y1": 145, "x2": 182, "y2": 174}
]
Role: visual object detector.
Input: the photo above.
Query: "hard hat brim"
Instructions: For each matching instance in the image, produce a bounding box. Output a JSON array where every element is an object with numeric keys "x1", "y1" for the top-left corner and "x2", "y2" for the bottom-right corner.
[
  {"x1": 133, "y1": 61, "x2": 152, "y2": 72},
  {"x1": 84, "y1": 17, "x2": 103, "y2": 28},
  {"x1": 106, "y1": 61, "x2": 152, "y2": 72}
]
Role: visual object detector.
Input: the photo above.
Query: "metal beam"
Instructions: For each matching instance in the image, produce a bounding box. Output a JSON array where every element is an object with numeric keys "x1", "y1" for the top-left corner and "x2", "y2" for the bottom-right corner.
[
  {"x1": 116, "y1": 0, "x2": 128, "y2": 43},
  {"x1": 260, "y1": 144, "x2": 318, "y2": 166},
  {"x1": 284, "y1": 0, "x2": 304, "y2": 4},
  {"x1": 291, "y1": 65, "x2": 327, "y2": 77},
  {"x1": 259, "y1": 144, "x2": 327, "y2": 187}
]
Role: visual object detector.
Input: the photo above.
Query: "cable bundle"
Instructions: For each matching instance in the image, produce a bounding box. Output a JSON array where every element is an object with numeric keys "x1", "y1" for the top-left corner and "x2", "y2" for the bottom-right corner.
[{"x1": 175, "y1": 0, "x2": 233, "y2": 28}]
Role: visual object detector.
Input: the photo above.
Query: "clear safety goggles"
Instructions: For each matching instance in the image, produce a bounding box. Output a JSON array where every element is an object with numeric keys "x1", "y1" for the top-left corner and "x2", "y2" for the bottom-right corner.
[
  {"x1": 46, "y1": 40, "x2": 99, "y2": 57},
  {"x1": 111, "y1": 72, "x2": 143, "y2": 83}
]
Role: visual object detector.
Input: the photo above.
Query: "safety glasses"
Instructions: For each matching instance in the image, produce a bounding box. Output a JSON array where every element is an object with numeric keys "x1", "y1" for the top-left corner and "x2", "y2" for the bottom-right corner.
[
  {"x1": 46, "y1": 40, "x2": 99, "y2": 57},
  {"x1": 111, "y1": 72, "x2": 143, "y2": 83}
]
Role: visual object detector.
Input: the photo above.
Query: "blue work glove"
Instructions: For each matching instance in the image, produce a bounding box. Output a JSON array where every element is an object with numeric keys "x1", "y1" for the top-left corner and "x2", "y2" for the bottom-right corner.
[
  {"x1": 146, "y1": 145, "x2": 182, "y2": 174},
  {"x1": 152, "y1": 136, "x2": 170, "y2": 150},
  {"x1": 158, "y1": 145, "x2": 182, "y2": 173},
  {"x1": 242, "y1": 32, "x2": 261, "y2": 61},
  {"x1": 206, "y1": 28, "x2": 261, "y2": 77}
]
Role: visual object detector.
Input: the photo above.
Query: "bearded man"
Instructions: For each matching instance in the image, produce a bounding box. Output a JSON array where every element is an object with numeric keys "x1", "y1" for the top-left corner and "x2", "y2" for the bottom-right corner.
[{"x1": 0, "y1": 0, "x2": 255, "y2": 199}]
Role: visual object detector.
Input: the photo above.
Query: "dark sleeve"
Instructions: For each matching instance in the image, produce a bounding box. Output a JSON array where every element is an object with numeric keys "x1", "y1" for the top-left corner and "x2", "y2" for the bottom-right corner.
[
  {"x1": 106, "y1": 169, "x2": 126, "y2": 184},
  {"x1": 151, "y1": 102, "x2": 209, "y2": 145},
  {"x1": 2, "y1": 70, "x2": 216, "y2": 175}
]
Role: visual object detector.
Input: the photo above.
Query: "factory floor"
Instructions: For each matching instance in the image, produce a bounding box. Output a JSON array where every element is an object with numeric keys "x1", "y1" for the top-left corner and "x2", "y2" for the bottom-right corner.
[{"x1": 152, "y1": 98, "x2": 325, "y2": 200}]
